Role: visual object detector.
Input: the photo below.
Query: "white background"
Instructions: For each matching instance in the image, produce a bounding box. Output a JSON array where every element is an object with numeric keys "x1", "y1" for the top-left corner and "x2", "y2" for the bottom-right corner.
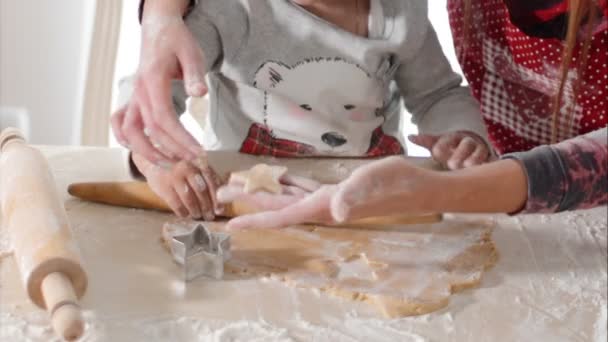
[{"x1": 0, "y1": 0, "x2": 95, "y2": 145}]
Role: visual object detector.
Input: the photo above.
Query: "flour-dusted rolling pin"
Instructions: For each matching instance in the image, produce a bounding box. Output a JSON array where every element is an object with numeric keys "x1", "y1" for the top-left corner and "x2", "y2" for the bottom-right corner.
[
  {"x1": 68, "y1": 181, "x2": 442, "y2": 226},
  {"x1": 0, "y1": 128, "x2": 87, "y2": 341}
]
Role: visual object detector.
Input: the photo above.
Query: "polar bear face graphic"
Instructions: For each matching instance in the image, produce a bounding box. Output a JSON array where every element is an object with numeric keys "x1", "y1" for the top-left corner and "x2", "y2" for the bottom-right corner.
[{"x1": 254, "y1": 58, "x2": 385, "y2": 155}]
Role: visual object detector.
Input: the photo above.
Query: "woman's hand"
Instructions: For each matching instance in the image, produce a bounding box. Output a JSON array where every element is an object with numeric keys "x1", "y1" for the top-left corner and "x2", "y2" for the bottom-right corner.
[
  {"x1": 111, "y1": 2, "x2": 207, "y2": 165},
  {"x1": 409, "y1": 131, "x2": 492, "y2": 169},
  {"x1": 219, "y1": 185, "x2": 336, "y2": 229},
  {"x1": 133, "y1": 153, "x2": 222, "y2": 220},
  {"x1": 219, "y1": 156, "x2": 529, "y2": 230},
  {"x1": 216, "y1": 173, "x2": 325, "y2": 225},
  {"x1": 221, "y1": 157, "x2": 443, "y2": 229}
]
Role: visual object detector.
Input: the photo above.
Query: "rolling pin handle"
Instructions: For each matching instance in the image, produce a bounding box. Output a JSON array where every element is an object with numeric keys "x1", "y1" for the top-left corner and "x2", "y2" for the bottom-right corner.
[{"x1": 41, "y1": 272, "x2": 85, "y2": 341}]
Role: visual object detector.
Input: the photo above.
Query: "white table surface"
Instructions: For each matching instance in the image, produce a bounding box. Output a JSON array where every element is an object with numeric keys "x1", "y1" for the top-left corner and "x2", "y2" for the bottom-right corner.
[{"x1": 0, "y1": 146, "x2": 606, "y2": 342}]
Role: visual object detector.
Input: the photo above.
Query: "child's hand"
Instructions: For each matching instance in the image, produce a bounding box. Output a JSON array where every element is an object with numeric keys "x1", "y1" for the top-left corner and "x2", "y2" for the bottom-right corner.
[
  {"x1": 133, "y1": 154, "x2": 221, "y2": 220},
  {"x1": 408, "y1": 131, "x2": 492, "y2": 170},
  {"x1": 111, "y1": 11, "x2": 207, "y2": 165}
]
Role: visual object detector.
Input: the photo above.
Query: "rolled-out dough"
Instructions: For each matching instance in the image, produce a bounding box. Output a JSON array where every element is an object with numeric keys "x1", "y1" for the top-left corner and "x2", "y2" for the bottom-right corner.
[
  {"x1": 229, "y1": 164, "x2": 288, "y2": 194},
  {"x1": 162, "y1": 218, "x2": 497, "y2": 318}
]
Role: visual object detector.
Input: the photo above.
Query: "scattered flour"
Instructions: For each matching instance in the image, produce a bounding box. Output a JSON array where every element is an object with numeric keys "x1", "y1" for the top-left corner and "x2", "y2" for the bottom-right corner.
[
  {"x1": 594, "y1": 305, "x2": 608, "y2": 342},
  {"x1": 0, "y1": 146, "x2": 605, "y2": 342},
  {"x1": 0, "y1": 228, "x2": 12, "y2": 259},
  {"x1": 0, "y1": 311, "x2": 435, "y2": 342}
]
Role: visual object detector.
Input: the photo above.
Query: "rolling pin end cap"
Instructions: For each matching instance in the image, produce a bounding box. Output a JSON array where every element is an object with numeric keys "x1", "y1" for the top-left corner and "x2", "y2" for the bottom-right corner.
[{"x1": 51, "y1": 304, "x2": 85, "y2": 341}]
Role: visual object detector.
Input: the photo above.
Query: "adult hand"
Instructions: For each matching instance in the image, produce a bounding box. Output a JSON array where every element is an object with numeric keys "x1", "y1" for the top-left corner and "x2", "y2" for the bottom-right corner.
[
  {"x1": 217, "y1": 172, "x2": 321, "y2": 210},
  {"x1": 220, "y1": 185, "x2": 337, "y2": 230},
  {"x1": 111, "y1": 6, "x2": 207, "y2": 165},
  {"x1": 408, "y1": 131, "x2": 492, "y2": 170},
  {"x1": 221, "y1": 157, "x2": 443, "y2": 229}
]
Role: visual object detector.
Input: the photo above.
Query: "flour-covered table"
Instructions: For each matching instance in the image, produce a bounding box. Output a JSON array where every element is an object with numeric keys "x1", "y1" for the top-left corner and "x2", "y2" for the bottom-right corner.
[{"x1": 0, "y1": 147, "x2": 606, "y2": 341}]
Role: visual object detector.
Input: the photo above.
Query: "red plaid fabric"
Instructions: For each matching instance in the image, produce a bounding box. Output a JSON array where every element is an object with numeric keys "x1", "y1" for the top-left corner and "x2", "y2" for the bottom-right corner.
[
  {"x1": 448, "y1": 0, "x2": 608, "y2": 155},
  {"x1": 366, "y1": 127, "x2": 406, "y2": 157},
  {"x1": 239, "y1": 124, "x2": 404, "y2": 158},
  {"x1": 239, "y1": 124, "x2": 315, "y2": 157}
]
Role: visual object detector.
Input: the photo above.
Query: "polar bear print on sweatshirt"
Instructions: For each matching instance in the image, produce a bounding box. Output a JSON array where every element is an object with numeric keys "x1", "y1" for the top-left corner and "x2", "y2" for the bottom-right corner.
[{"x1": 242, "y1": 57, "x2": 402, "y2": 156}]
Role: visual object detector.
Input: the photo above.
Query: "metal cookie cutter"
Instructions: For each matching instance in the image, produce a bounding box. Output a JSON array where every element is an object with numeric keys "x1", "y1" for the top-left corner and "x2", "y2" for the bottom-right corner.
[{"x1": 169, "y1": 223, "x2": 231, "y2": 281}]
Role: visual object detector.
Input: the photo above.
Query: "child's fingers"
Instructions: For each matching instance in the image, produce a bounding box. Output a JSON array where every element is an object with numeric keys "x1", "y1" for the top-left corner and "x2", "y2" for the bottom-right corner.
[
  {"x1": 174, "y1": 179, "x2": 203, "y2": 219},
  {"x1": 447, "y1": 136, "x2": 478, "y2": 170},
  {"x1": 200, "y1": 167, "x2": 223, "y2": 218},
  {"x1": 170, "y1": 161, "x2": 203, "y2": 218},
  {"x1": 408, "y1": 134, "x2": 440, "y2": 150},
  {"x1": 163, "y1": 187, "x2": 189, "y2": 218},
  {"x1": 187, "y1": 173, "x2": 213, "y2": 220},
  {"x1": 179, "y1": 161, "x2": 214, "y2": 220},
  {"x1": 432, "y1": 134, "x2": 461, "y2": 164},
  {"x1": 463, "y1": 145, "x2": 490, "y2": 168}
]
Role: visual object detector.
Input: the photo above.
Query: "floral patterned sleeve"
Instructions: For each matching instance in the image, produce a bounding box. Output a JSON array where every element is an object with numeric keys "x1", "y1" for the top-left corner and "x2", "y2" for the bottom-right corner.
[{"x1": 503, "y1": 128, "x2": 607, "y2": 213}]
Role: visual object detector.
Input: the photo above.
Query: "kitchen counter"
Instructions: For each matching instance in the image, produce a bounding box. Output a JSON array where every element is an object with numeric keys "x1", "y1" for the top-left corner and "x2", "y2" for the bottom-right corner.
[{"x1": 0, "y1": 146, "x2": 606, "y2": 341}]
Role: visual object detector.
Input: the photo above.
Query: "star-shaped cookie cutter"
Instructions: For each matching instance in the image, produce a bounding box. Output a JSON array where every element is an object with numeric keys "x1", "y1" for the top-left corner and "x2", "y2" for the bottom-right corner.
[{"x1": 169, "y1": 223, "x2": 231, "y2": 281}]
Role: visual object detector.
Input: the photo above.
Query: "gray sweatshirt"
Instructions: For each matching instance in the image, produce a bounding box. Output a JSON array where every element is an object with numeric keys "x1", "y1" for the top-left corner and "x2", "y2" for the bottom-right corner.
[{"x1": 122, "y1": 0, "x2": 489, "y2": 157}]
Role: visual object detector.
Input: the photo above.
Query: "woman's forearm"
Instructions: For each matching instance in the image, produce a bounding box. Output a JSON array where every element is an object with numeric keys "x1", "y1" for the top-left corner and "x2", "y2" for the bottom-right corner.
[
  {"x1": 436, "y1": 159, "x2": 528, "y2": 214},
  {"x1": 503, "y1": 128, "x2": 608, "y2": 213}
]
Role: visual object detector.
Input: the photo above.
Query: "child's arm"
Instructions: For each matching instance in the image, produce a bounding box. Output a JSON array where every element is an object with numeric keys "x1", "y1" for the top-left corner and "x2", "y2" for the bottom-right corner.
[
  {"x1": 396, "y1": 20, "x2": 488, "y2": 142},
  {"x1": 395, "y1": 16, "x2": 492, "y2": 168}
]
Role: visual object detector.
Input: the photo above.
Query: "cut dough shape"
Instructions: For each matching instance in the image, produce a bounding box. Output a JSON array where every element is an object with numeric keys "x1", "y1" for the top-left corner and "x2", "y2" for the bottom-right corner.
[
  {"x1": 162, "y1": 218, "x2": 498, "y2": 318},
  {"x1": 229, "y1": 164, "x2": 288, "y2": 194}
]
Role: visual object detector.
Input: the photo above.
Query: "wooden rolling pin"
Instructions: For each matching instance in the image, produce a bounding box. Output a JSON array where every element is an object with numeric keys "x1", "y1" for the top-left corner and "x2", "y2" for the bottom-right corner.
[
  {"x1": 0, "y1": 128, "x2": 87, "y2": 341},
  {"x1": 67, "y1": 181, "x2": 442, "y2": 226}
]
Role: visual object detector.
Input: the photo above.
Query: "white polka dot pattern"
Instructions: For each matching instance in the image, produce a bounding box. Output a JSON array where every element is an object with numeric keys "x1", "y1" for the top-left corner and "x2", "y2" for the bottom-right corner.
[{"x1": 448, "y1": 0, "x2": 607, "y2": 154}]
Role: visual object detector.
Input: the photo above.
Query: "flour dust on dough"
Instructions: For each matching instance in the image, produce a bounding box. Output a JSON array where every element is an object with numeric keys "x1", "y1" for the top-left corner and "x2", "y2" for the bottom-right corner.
[{"x1": 162, "y1": 218, "x2": 498, "y2": 318}]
